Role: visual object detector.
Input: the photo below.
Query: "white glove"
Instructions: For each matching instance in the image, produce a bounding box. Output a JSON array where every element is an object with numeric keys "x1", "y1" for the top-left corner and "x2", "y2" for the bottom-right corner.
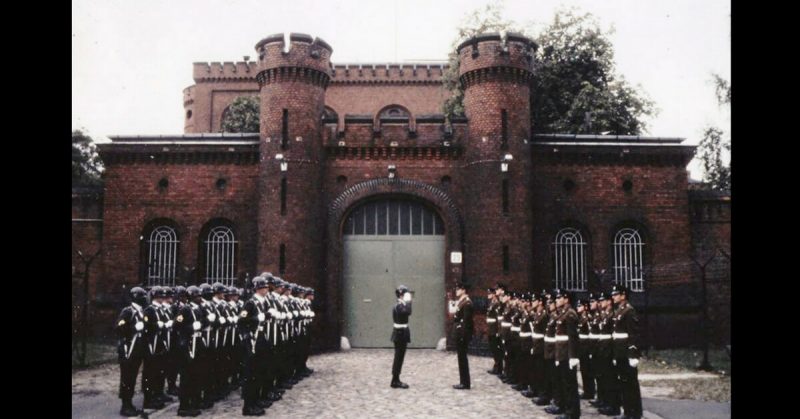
[
  {"x1": 403, "y1": 292, "x2": 412, "y2": 302},
  {"x1": 207, "y1": 313, "x2": 216, "y2": 322},
  {"x1": 135, "y1": 321, "x2": 144, "y2": 331},
  {"x1": 219, "y1": 316, "x2": 227, "y2": 324},
  {"x1": 165, "y1": 320, "x2": 173, "y2": 328},
  {"x1": 157, "y1": 321, "x2": 165, "y2": 329},
  {"x1": 530, "y1": 349, "x2": 534, "y2": 355},
  {"x1": 287, "y1": 312, "x2": 294, "y2": 319},
  {"x1": 268, "y1": 308, "x2": 279, "y2": 318},
  {"x1": 309, "y1": 312, "x2": 315, "y2": 318},
  {"x1": 258, "y1": 313, "x2": 266, "y2": 322},
  {"x1": 231, "y1": 316, "x2": 238, "y2": 324},
  {"x1": 588, "y1": 354, "x2": 592, "y2": 359},
  {"x1": 555, "y1": 360, "x2": 559, "y2": 366},
  {"x1": 293, "y1": 310, "x2": 299, "y2": 317},
  {"x1": 569, "y1": 358, "x2": 579, "y2": 369},
  {"x1": 192, "y1": 321, "x2": 202, "y2": 331},
  {"x1": 629, "y1": 358, "x2": 639, "y2": 368},
  {"x1": 612, "y1": 359, "x2": 617, "y2": 366}
]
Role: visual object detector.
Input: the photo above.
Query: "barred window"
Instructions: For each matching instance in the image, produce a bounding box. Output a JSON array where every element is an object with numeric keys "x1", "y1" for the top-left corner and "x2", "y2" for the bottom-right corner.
[
  {"x1": 552, "y1": 228, "x2": 587, "y2": 290},
  {"x1": 613, "y1": 228, "x2": 645, "y2": 292},
  {"x1": 204, "y1": 226, "x2": 238, "y2": 286},
  {"x1": 146, "y1": 226, "x2": 178, "y2": 286},
  {"x1": 343, "y1": 199, "x2": 444, "y2": 236}
]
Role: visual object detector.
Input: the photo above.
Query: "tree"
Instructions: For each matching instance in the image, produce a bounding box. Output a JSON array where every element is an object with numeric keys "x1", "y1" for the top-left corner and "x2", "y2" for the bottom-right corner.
[
  {"x1": 443, "y1": 4, "x2": 656, "y2": 135},
  {"x1": 72, "y1": 129, "x2": 104, "y2": 187},
  {"x1": 697, "y1": 74, "x2": 731, "y2": 190},
  {"x1": 221, "y1": 96, "x2": 260, "y2": 133}
]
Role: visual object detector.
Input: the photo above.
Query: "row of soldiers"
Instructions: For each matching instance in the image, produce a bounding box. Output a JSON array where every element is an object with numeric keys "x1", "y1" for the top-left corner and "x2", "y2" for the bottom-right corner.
[
  {"x1": 115, "y1": 273, "x2": 316, "y2": 417},
  {"x1": 486, "y1": 284, "x2": 643, "y2": 419}
]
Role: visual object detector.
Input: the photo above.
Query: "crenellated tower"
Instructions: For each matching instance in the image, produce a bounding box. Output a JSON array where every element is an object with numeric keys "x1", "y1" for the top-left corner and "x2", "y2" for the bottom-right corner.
[
  {"x1": 255, "y1": 33, "x2": 333, "y2": 290},
  {"x1": 457, "y1": 32, "x2": 537, "y2": 291}
]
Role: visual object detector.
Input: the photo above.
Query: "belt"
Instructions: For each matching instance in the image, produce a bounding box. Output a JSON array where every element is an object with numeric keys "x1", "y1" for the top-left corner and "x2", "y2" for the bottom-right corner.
[
  {"x1": 555, "y1": 335, "x2": 569, "y2": 342},
  {"x1": 501, "y1": 322, "x2": 511, "y2": 327},
  {"x1": 597, "y1": 334, "x2": 612, "y2": 340},
  {"x1": 532, "y1": 332, "x2": 545, "y2": 339},
  {"x1": 486, "y1": 318, "x2": 497, "y2": 323},
  {"x1": 519, "y1": 332, "x2": 532, "y2": 337},
  {"x1": 544, "y1": 336, "x2": 556, "y2": 343},
  {"x1": 497, "y1": 316, "x2": 504, "y2": 320},
  {"x1": 393, "y1": 323, "x2": 408, "y2": 328},
  {"x1": 257, "y1": 326, "x2": 264, "y2": 331},
  {"x1": 191, "y1": 332, "x2": 203, "y2": 338},
  {"x1": 612, "y1": 332, "x2": 629, "y2": 339},
  {"x1": 579, "y1": 334, "x2": 590, "y2": 339},
  {"x1": 511, "y1": 327, "x2": 521, "y2": 332},
  {"x1": 588, "y1": 333, "x2": 599, "y2": 339}
]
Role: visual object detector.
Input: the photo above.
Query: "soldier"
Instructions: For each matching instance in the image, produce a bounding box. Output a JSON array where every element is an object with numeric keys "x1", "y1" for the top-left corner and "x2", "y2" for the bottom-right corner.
[
  {"x1": 499, "y1": 291, "x2": 516, "y2": 384},
  {"x1": 536, "y1": 292, "x2": 558, "y2": 407},
  {"x1": 157, "y1": 287, "x2": 175, "y2": 402},
  {"x1": 226, "y1": 286, "x2": 243, "y2": 390},
  {"x1": 166, "y1": 286, "x2": 186, "y2": 396},
  {"x1": 608, "y1": 284, "x2": 643, "y2": 419},
  {"x1": 495, "y1": 284, "x2": 509, "y2": 380},
  {"x1": 485, "y1": 287, "x2": 503, "y2": 375},
  {"x1": 287, "y1": 284, "x2": 305, "y2": 382},
  {"x1": 211, "y1": 282, "x2": 233, "y2": 398},
  {"x1": 142, "y1": 286, "x2": 170, "y2": 409},
  {"x1": 198, "y1": 283, "x2": 220, "y2": 408},
  {"x1": 175, "y1": 285, "x2": 207, "y2": 417},
  {"x1": 509, "y1": 292, "x2": 525, "y2": 390},
  {"x1": 518, "y1": 292, "x2": 536, "y2": 397},
  {"x1": 390, "y1": 284, "x2": 413, "y2": 388},
  {"x1": 115, "y1": 286, "x2": 148, "y2": 416},
  {"x1": 595, "y1": 292, "x2": 620, "y2": 415},
  {"x1": 585, "y1": 294, "x2": 601, "y2": 402},
  {"x1": 529, "y1": 293, "x2": 549, "y2": 404},
  {"x1": 546, "y1": 289, "x2": 580, "y2": 419},
  {"x1": 297, "y1": 287, "x2": 316, "y2": 377},
  {"x1": 577, "y1": 298, "x2": 596, "y2": 401},
  {"x1": 273, "y1": 278, "x2": 296, "y2": 391},
  {"x1": 240, "y1": 276, "x2": 272, "y2": 416},
  {"x1": 452, "y1": 282, "x2": 474, "y2": 390},
  {"x1": 264, "y1": 275, "x2": 286, "y2": 402}
]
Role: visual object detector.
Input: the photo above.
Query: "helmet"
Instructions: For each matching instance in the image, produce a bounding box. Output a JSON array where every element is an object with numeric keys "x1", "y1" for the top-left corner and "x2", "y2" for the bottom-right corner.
[
  {"x1": 164, "y1": 287, "x2": 175, "y2": 298},
  {"x1": 153, "y1": 286, "x2": 168, "y2": 298},
  {"x1": 212, "y1": 282, "x2": 227, "y2": 295},
  {"x1": 186, "y1": 285, "x2": 202, "y2": 297},
  {"x1": 226, "y1": 286, "x2": 238, "y2": 296},
  {"x1": 395, "y1": 285, "x2": 410, "y2": 298},
  {"x1": 174, "y1": 285, "x2": 187, "y2": 297},
  {"x1": 253, "y1": 277, "x2": 269, "y2": 290},
  {"x1": 130, "y1": 286, "x2": 148, "y2": 306},
  {"x1": 199, "y1": 283, "x2": 213, "y2": 298}
]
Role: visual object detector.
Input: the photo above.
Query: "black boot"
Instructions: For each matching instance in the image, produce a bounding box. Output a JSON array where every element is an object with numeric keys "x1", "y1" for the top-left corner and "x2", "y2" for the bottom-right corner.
[
  {"x1": 142, "y1": 397, "x2": 166, "y2": 409},
  {"x1": 242, "y1": 404, "x2": 265, "y2": 416},
  {"x1": 390, "y1": 379, "x2": 409, "y2": 389},
  {"x1": 256, "y1": 399, "x2": 273, "y2": 409},
  {"x1": 119, "y1": 399, "x2": 141, "y2": 417},
  {"x1": 544, "y1": 404, "x2": 563, "y2": 414}
]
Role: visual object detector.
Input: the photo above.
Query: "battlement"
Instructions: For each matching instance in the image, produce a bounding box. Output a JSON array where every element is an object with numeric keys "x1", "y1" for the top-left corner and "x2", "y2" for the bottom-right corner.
[
  {"x1": 193, "y1": 61, "x2": 260, "y2": 81},
  {"x1": 457, "y1": 32, "x2": 537, "y2": 77},
  {"x1": 255, "y1": 32, "x2": 332, "y2": 76},
  {"x1": 330, "y1": 63, "x2": 447, "y2": 84}
]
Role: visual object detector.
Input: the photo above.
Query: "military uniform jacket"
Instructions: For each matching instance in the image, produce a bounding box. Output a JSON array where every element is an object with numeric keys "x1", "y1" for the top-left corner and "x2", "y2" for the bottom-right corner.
[
  {"x1": 391, "y1": 300, "x2": 412, "y2": 343},
  {"x1": 611, "y1": 302, "x2": 641, "y2": 359},
  {"x1": 518, "y1": 310, "x2": 533, "y2": 353},
  {"x1": 509, "y1": 307, "x2": 522, "y2": 345},
  {"x1": 175, "y1": 302, "x2": 208, "y2": 356},
  {"x1": 200, "y1": 299, "x2": 223, "y2": 349},
  {"x1": 115, "y1": 303, "x2": 146, "y2": 359},
  {"x1": 530, "y1": 309, "x2": 548, "y2": 356},
  {"x1": 486, "y1": 300, "x2": 501, "y2": 337},
  {"x1": 240, "y1": 296, "x2": 272, "y2": 349},
  {"x1": 453, "y1": 297, "x2": 474, "y2": 341},
  {"x1": 578, "y1": 311, "x2": 592, "y2": 358},
  {"x1": 500, "y1": 305, "x2": 514, "y2": 341},
  {"x1": 214, "y1": 298, "x2": 234, "y2": 348},
  {"x1": 588, "y1": 309, "x2": 601, "y2": 357},
  {"x1": 554, "y1": 306, "x2": 579, "y2": 362},
  {"x1": 596, "y1": 308, "x2": 614, "y2": 358},
  {"x1": 144, "y1": 303, "x2": 170, "y2": 355},
  {"x1": 544, "y1": 310, "x2": 557, "y2": 360}
]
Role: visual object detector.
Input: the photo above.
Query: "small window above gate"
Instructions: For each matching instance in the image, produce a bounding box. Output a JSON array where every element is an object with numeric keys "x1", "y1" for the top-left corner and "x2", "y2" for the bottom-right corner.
[{"x1": 343, "y1": 199, "x2": 444, "y2": 236}]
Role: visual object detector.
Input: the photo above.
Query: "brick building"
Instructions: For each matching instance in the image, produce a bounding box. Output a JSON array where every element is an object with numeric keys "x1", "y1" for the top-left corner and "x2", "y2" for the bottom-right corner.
[{"x1": 72, "y1": 32, "x2": 730, "y2": 350}]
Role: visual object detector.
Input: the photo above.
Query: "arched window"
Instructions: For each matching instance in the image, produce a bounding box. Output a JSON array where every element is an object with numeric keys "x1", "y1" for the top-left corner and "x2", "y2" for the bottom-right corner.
[
  {"x1": 613, "y1": 228, "x2": 645, "y2": 292},
  {"x1": 552, "y1": 228, "x2": 587, "y2": 290},
  {"x1": 145, "y1": 225, "x2": 179, "y2": 286},
  {"x1": 343, "y1": 199, "x2": 444, "y2": 236},
  {"x1": 203, "y1": 225, "x2": 238, "y2": 286},
  {"x1": 322, "y1": 106, "x2": 338, "y2": 122},
  {"x1": 379, "y1": 106, "x2": 409, "y2": 119}
]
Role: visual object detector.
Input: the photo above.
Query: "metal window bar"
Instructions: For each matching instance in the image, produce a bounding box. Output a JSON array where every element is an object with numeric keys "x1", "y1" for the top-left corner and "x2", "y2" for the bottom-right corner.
[
  {"x1": 204, "y1": 226, "x2": 237, "y2": 286},
  {"x1": 342, "y1": 200, "x2": 444, "y2": 236},
  {"x1": 147, "y1": 226, "x2": 178, "y2": 286},
  {"x1": 613, "y1": 228, "x2": 645, "y2": 292},
  {"x1": 553, "y1": 228, "x2": 587, "y2": 291}
]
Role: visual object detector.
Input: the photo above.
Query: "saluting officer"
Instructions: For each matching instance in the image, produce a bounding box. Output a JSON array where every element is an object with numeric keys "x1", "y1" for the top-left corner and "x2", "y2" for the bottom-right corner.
[
  {"x1": 609, "y1": 284, "x2": 643, "y2": 419},
  {"x1": 452, "y1": 282, "x2": 474, "y2": 390},
  {"x1": 115, "y1": 286, "x2": 148, "y2": 416},
  {"x1": 175, "y1": 285, "x2": 207, "y2": 417},
  {"x1": 390, "y1": 284, "x2": 413, "y2": 388}
]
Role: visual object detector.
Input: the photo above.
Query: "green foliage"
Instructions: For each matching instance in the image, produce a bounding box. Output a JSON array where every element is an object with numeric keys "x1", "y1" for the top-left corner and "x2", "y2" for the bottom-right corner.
[
  {"x1": 221, "y1": 95, "x2": 260, "y2": 133},
  {"x1": 443, "y1": 4, "x2": 656, "y2": 135},
  {"x1": 696, "y1": 74, "x2": 731, "y2": 191},
  {"x1": 72, "y1": 129, "x2": 104, "y2": 187}
]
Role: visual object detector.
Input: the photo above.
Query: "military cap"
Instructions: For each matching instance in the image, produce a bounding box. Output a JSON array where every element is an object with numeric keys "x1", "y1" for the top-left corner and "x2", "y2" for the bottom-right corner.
[
  {"x1": 455, "y1": 281, "x2": 470, "y2": 291},
  {"x1": 487, "y1": 287, "x2": 496, "y2": 293},
  {"x1": 576, "y1": 299, "x2": 588, "y2": 307},
  {"x1": 495, "y1": 282, "x2": 508, "y2": 292},
  {"x1": 588, "y1": 293, "x2": 597, "y2": 302},
  {"x1": 553, "y1": 288, "x2": 572, "y2": 301},
  {"x1": 520, "y1": 291, "x2": 533, "y2": 301},
  {"x1": 597, "y1": 291, "x2": 609, "y2": 301},
  {"x1": 610, "y1": 284, "x2": 628, "y2": 296}
]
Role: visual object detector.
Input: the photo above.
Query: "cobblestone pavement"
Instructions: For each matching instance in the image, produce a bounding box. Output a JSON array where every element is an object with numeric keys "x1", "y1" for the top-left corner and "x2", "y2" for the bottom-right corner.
[{"x1": 74, "y1": 349, "x2": 683, "y2": 418}]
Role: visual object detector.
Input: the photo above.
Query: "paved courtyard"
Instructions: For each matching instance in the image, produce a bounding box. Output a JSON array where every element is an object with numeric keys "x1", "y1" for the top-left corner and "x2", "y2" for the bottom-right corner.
[{"x1": 73, "y1": 349, "x2": 728, "y2": 418}]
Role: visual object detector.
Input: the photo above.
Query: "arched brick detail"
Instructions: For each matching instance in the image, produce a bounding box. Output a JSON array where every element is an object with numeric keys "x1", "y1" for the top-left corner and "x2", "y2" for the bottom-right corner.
[{"x1": 322, "y1": 178, "x2": 465, "y2": 349}]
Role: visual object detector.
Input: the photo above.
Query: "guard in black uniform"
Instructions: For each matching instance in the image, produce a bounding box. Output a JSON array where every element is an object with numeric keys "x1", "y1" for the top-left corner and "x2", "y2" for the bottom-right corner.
[
  {"x1": 610, "y1": 284, "x2": 643, "y2": 419},
  {"x1": 142, "y1": 286, "x2": 169, "y2": 409},
  {"x1": 115, "y1": 286, "x2": 148, "y2": 416},
  {"x1": 391, "y1": 284, "x2": 413, "y2": 388},
  {"x1": 175, "y1": 285, "x2": 207, "y2": 417},
  {"x1": 166, "y1": 286, "x2": 184, "y2": 396},
  {"x1": 452, "y1": 282, "x2": 474, "y2": 390},
  {"x1": 198, "y1": 283, "x2": 220, "y2": 408},
  {"x1": 240, "y1": 276, "x2": 272, "y2": 416}
]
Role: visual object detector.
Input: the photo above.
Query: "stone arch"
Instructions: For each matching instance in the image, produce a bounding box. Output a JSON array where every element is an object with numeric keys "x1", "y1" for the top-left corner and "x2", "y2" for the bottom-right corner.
[{"x1": 373, "y1": 104, "x2": 416, "y2": 133}]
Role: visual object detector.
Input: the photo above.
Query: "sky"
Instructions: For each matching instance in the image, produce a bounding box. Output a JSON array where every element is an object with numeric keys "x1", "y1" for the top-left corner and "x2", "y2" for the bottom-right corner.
[{"x1": 72, "y1": 0, "x2": 730, "y2": 179}]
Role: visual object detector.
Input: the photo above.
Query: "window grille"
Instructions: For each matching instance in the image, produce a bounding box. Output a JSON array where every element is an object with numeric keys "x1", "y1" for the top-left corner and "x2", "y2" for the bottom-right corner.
[
  {"x1": 613, "y1": 228, "x2": 645, "y2": 292},
  {"x1": 552, "y1": 228, "x2": 587, "y2": 290},
  {"x1": 343, "y1": 199, "x2": 444, "y2": 236},
  {"x1": 204, "y1": 226, "x2": 237, "y2": 286},
  {"x1": 146, "y1": 226, "x2": 178, "y2": 286}
]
